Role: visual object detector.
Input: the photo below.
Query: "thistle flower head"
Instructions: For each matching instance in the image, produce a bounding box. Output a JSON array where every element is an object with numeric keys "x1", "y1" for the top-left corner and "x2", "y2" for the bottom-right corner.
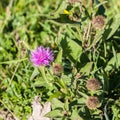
[
  {"x1": 92, "y1": 15, "x2": 105, "y2": 30},
  {"x1": 30, "y1": 46, "x2": 54, "y2": 67},
  {"x1": 52, "y1": 63, "x2": 63, "y2": 76},
  {"x1": 86, "y1": 96, "x2": 100, "y2": 109},
  {"x1": 86, "y1": 78, "x2": 100, "y2": 91}
]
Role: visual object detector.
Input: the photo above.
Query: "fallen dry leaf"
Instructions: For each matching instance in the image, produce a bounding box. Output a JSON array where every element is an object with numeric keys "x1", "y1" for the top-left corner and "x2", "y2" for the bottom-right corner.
[{"x1": 28, "y1": 96, "x2": 51, "y2": 120}]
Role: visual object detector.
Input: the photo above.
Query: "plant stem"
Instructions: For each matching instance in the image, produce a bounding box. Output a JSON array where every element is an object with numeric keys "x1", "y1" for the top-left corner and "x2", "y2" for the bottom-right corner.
[
  {"x1": 0, "y1": 99, "x2": 16, "y2": 118},
  {"x1": 39, "y1": 66, "x2": 49, "y2": 84}
]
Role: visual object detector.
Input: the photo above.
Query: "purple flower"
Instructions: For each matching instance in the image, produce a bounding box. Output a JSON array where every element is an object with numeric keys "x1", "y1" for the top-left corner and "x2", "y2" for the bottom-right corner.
[{"x1": 30, "y1": 46, "x2": 54, "y2": 67}]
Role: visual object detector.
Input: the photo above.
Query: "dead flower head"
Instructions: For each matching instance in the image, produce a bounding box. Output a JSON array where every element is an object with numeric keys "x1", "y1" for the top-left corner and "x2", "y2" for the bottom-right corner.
[
  {"x1": 52, "y1": 63, "x2": 63, "y2": 76},
  {"x1": 92, "y1": 15, "x2": 105, "y2": 30},
  {"x1": 86, "y1": 78, "x2": 100, "y2": 91},
  {"x1": 86, "y1": 96, "x2": 100, "y2": 109}
]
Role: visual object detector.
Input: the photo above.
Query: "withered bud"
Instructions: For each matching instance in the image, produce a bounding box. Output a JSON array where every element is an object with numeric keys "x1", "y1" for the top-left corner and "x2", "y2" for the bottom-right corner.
[
  {"x1": 86, "y1": 78, "x2": 100, "y2": 91},
  {"x1": 62, "y1": 110, "x2": 69, "y2": 116},
  {"x1": 75, "y1": 73, "x2": 81, "y2": 80},
  {"x1": 92, "y1": 15, "x2": 105, "y2": 30},
  {"x1": 52, "y1": 63, "x2": 63, "y2": 76},
  {"x1": 86, "y1": 96, "x2": 100, "y2": 109}
]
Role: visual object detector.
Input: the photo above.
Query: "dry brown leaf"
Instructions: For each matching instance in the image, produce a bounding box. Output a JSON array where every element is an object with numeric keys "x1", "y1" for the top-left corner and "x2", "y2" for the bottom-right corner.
[{"x1": 28, "y1": 96, "x2": 51, "y2": 120}]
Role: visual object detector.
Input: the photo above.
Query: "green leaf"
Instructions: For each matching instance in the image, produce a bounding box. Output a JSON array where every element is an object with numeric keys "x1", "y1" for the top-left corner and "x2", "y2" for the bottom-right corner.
[
  {"x1": 104, "y1": 102, "x2": 110, "y2": 120},
  {"x1": 53, "y1": 1, "x2": 67, "y2": 17},
  {"x1": 30, "y1": 68, "x2": 39, "y2": 81},
  {"x1": 51, "y1": 98, "x2": 64, "y2": 109},
  {"x1": 105, "y1": 53, "x2": 120, "y2": 71},
  {"x1": 77, "y1": 98, "x2": 86, "y2": 104},
  {"x1": 106, "y1": 15, "x2": 120, "y2": 40},
  {"x1": 54, "y1": 49, "x2": 62, "y2": 63},
  {"x1": 80, "y1": 62, "x2": 93, "y2": 75},
  {"x1": 71, "y1": 109, "x2": 83, "y2": 120},
  {"x1": 46, "y1": 109, "x2": 63, "y2": 118},
  {"x1": 67, "y1": 38, "x2": 82, "y2": 61},
  {"x1": 49, "y1": 92, "x2": 62, "y2": 101},
  {"x1": 34, "y1": 77, "x2": 46, "y2": 87}
]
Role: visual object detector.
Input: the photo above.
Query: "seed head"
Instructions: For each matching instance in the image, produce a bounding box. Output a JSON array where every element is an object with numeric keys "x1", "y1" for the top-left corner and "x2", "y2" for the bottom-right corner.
[
  {"x1": 52, "y1": 63, "x2": 63, "y2": 76},
  {"x1": 86, "y1": 96, "x2": 100, "y2": 109},
  {"x1": 92, "y1": 15, "x2": 105, "y2": 30},
  {"x1": 86, "y1": 78, "x2": 100, "y2": 91}
]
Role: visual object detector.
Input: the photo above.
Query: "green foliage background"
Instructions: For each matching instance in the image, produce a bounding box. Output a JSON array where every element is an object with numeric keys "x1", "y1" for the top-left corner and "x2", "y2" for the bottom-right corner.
[{"x1": 0, "y1": 0, "x2": 120, "y2": 120}]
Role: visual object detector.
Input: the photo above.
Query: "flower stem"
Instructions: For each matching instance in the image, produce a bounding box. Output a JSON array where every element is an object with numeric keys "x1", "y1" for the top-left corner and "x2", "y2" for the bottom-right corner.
[{"x1": 39, "y1": 66, "x2": 49, "y2": 84}]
